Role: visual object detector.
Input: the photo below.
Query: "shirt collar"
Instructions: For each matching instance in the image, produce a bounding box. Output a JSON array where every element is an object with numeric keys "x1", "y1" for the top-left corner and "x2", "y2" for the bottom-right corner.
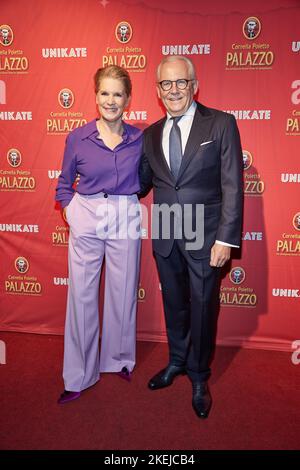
[
  {"x1": 166, "y1": 100, "x2": 197, "y2": 122},
  {"x1": 80, "y1": 119, "x2": 98, "y2": 139},
  {"x1": 80, "y1": 118, "x2": 142, "y2": 144}
]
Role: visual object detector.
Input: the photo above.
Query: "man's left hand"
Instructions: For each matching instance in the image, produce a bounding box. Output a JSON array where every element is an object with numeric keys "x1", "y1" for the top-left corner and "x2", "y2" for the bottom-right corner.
[{"x1": 210, "y1": 243, "x2": 231, "y2": 267}]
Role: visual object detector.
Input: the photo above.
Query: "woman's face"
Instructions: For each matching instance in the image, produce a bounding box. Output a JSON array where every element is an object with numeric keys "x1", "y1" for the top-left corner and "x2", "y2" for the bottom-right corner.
[{"x1": 96, "y1": 77, "x2": 130, "y2": 123}]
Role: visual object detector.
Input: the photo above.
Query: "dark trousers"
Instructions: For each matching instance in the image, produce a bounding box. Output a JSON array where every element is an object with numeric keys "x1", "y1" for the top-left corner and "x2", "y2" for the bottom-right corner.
[{"x1": 154, "y1": 239, "x2": 221, "y2": 382}]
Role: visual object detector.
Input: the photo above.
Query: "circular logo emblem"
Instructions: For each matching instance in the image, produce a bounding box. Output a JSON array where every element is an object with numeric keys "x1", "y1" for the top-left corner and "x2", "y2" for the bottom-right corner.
[
  {"x1": 292, "y1": 212, "x2": 300, "y2": 231},
  {"x1": 242, "y1": 150, "x2": 253, "y2": 171},
  {"x1": 0, "y1": 24, "x2": 13, "y2": 46},
  {"x1": 7, "y1": 148, "x2": 21, "y2": 168},
  {"x1": 243, "y1": 17, "x2": 261, "y2": 40},
  {"x1": 15, "y1": 257, "x2": 29, "y2": 274},
  {"x1": 58, "y1": 88, "x2": 74, "y2": 109},
  {"x1": 115, "y1": 21, "x2": 132, "y2": 44},
  {"x1": 229, "y1": 267, "x2": 246, "y2": 285}
]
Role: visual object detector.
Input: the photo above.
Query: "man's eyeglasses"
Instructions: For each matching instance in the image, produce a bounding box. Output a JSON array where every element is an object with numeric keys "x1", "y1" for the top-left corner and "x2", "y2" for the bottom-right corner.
[{"x1": 158, "y1": 79, "x2": 194, "y2": 91}]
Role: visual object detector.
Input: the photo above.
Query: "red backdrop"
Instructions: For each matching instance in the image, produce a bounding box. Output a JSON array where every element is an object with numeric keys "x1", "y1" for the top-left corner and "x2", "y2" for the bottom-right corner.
[{"x1": 0, "y1": 0, "x2": 299, "y2": 352}]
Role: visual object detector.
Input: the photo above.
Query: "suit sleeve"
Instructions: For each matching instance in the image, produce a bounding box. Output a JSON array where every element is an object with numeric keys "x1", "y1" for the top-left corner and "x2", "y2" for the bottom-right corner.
[
  {"x1": 55, "y1": 134, "x2": 77, "y2": 209},
  {"x1": 138, "y1": 133, "x2": 153, "y2": 196},
  {"x1": 215, "y1": 114, "x2": 243, "y2": 246}
]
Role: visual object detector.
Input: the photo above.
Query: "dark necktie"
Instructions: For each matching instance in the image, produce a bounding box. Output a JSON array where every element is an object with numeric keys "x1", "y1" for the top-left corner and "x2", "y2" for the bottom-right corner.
[{"x1": 169, "y1": 116, "x2": 183, "y2": 179}]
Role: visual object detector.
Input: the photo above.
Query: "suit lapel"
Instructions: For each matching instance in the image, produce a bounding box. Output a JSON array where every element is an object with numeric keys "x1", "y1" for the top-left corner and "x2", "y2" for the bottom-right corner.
[
  {"x1": 177, "y1": 105, "x2": 214, "y2": 179},
  {"x1": 152, "y1": 103, "x2": 215, "y2": 182}
]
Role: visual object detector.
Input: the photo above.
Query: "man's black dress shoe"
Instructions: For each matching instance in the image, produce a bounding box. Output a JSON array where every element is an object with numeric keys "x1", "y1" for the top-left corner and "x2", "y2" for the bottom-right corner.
[
  {"x1": 148, "y1": 364, "x2": 186, "y2": 390},
  {"x1": 192, "y1": 382, "x2": 212, "y2": 419}
]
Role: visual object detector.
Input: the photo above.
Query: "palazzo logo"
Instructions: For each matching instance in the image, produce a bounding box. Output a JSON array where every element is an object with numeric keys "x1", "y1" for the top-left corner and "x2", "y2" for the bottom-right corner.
[
  {"x1": 242, "y1": 150, "x2": 252, "y2": 170},
  {"x1": 276, "y1": 213, "x2": 300, "y2": 256},
  {"x1": 7, "y1": 148, "x2": 21, "y2": 168},
  {"x1": 243, "y1": 150, "x2": 265, "y2": 197},
  {"x1": 47, "y1": 89, "x2": 87, "y2": 135},
  {"x1": 242, "y1": 17, "x2": 261, "y2": 40},
  {"x1": 226, "y1": 17, "x2": 274, "y2": 71},
  {"x1": 103, "y1": 21, "x2": 147, "y2": 72},
  {"x1": 58, "y1": 89, "x2": 74, "y2": 109},
  {"x1": 293, "y1": 213, "x2": 300, "y2": 231},
  {"x1": 220, "y1": 266, "x2": 257, "y2": 307},
  {"x1": 0, "y1": 149, "x2": 36, "y2": 192},
  {"x1": 229, "y1": 267, "x2": 246, "y2": 285},
  {"x1": 0, "y1": 25, "x2": 29, "y2": 74},
  {"x1": 0, "y1": 25, "x2": 13, "y2": 47},
  {"x1": 4, "y1": 258, "x2": 42, "y2": 296},
  {"x1": 15, "y1": 256, "x2": 29, "y2": 274},
  {"x1": 138, "y1": 284, "x2": 146, "y2": 302},
  {"x1": 115, "y1": 22, "x2": 132, "y2": 44}
]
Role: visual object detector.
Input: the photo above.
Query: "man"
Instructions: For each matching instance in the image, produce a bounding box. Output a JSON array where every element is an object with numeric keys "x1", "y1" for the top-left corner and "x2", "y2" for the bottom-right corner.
[{"x1": 139, "y1": 56, "x2": 243, "y2": 419}]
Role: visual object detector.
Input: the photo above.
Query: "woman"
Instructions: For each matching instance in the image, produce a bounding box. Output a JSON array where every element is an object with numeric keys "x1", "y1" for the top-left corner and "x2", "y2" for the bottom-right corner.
[{"x1": 55, "y1": 65, "x2": 143, "y2": 404}]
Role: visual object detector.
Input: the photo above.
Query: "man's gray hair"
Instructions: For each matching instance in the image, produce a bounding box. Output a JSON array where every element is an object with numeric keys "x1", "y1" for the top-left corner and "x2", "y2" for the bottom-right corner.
[{"x1": 156, "y1": 55, "x2": 197, "y2": 81}]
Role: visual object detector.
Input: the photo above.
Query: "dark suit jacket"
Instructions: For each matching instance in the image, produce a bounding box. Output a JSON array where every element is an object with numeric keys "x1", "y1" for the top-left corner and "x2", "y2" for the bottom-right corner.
[{"x1": 139, "y1": 101, "x2": 243, "y2": 259}]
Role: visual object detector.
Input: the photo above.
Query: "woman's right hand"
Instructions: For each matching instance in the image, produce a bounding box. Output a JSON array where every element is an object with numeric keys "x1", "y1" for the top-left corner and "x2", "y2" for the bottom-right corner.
[{"x1": 63, "y1": 206, "x2": 67, "y2": 221}]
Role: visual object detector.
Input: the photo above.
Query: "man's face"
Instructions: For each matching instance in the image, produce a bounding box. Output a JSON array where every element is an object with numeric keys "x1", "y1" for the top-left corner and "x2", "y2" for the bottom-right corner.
[
  {"x1": 10, "y1": 152, "x2": 18, "y2": 164},
  {"x1": 120, "y1": 25, "x2": 128, "y2": 37},
  {"x1": 247, "y1": 21, "x2": 256, "y2": 32},
  {"x1": 62, "y1": 92, "x2": 70, "y2": 102},
  {"x1": 17, "y1": 260, "x2": 25, "y2": 272},
  {"x1": 156, "y1": 60, "x2": 198, "y2": 117},
  {"x1": 1, "y1": 29, "x2": 9, "y2": 40}
]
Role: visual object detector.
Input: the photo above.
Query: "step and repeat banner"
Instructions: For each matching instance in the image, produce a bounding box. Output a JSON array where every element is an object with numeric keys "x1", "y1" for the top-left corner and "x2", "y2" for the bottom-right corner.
[{"x1": 0, "y1": 0, "x2": 299, "y2": 351}]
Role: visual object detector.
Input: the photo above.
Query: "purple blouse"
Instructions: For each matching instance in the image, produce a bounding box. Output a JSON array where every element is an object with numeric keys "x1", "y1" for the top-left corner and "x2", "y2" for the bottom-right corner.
[{"x1": 55, "y1": 119, "x2": 143, "y2": 208}]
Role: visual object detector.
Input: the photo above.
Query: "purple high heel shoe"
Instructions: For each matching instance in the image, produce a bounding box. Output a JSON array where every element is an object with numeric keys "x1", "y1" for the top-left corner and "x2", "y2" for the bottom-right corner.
[
  {"x1": 57, "y1": 390, "x2": 81, "y2": 404},
  {"x1": 117, "y1": 366, "x2": 132, "y2": 382}
]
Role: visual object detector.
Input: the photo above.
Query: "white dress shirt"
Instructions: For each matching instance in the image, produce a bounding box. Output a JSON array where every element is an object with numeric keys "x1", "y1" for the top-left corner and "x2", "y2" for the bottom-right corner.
[{"x1": 162, "y1": 101, "x2": 239, "y2": 249}]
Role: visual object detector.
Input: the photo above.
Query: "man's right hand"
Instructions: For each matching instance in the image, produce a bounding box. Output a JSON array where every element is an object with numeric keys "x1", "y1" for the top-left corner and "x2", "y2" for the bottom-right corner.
[{"x1": 210, "y1": 243, "x2": 231, "y2": 267}]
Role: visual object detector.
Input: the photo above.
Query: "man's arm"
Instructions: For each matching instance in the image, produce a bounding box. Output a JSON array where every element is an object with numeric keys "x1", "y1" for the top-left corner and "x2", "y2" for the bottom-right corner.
[
  {"x1": 138, "y1": 134, "x2": 153, "y2": 196},
  {"x1": 215, "y1": 114, "x2": 243, "y2": 245},
  {"x1": 211, "y1": 114, "x2": 243, "y2": 266}
]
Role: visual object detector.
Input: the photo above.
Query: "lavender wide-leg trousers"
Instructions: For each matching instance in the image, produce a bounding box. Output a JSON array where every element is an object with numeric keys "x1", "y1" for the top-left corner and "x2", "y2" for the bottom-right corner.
[{"x1": 62, "y1": 192, "x2": 141, "y2": 392}]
